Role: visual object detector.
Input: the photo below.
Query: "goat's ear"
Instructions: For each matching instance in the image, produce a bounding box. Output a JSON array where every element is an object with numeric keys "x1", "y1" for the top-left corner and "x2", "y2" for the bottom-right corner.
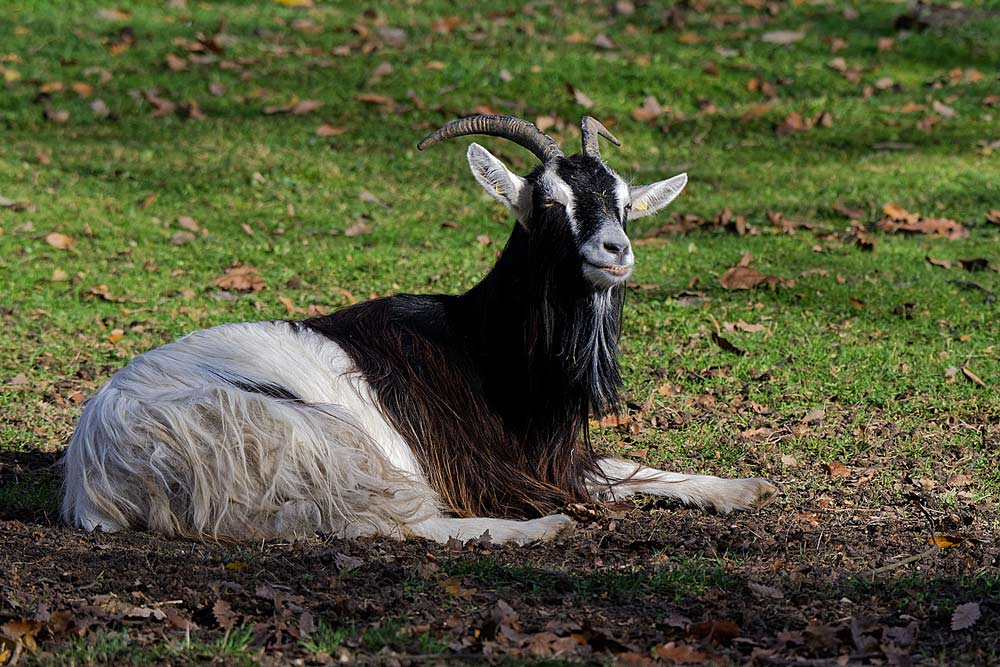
[
  {"x1": 467, "y1": 143, "x2": 531, "y2": 223},
  {"x1": 628, "y1": 173, "x2": 687, "y2": 220}
]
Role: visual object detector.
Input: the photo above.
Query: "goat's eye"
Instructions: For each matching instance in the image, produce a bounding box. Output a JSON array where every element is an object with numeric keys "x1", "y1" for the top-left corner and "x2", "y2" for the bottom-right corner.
[{"x1": 543, "y1": 199, "x2": 564, "y2": 209}]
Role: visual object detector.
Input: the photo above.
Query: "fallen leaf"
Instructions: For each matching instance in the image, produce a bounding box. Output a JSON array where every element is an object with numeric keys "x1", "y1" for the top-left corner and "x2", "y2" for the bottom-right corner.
[
  {"x1": 631, "y1": 96, "x2": 662, "y2": 122},
  {"x1": 45, "y1": 232, "x2": 74, "y2": 249},
  {"x1": 761, "y1": 30, "x2": 804, "y2": 44},
  {"x1": 568, "y1": 84, "x2": 594, "y2": 109},
  {"x1": 212, "y1": 598, "x2": 238, "y2": 629},
  {"x1": 748, "y1": 581, "x2": 784, "y2": 600},
  {"x1": 986, "y1": 210, "x2": 1000, "y2": 225},
  {"x1": 476, "y1": 234, "x2": 492, "y2": 246},
  {"x1": 164, "y1": 53, "x2": 187, "y2": 71},
  {"x1": 107, "y1": 328, "x2": 124, "y2": 344},
  {"x1": 931, "y1": 534, "x2": 963, "y2": 549},
  {"x1": 277, "y1": 296, "x2": 295, "y2": 316},
  {"x1": 171, "y1": 231, "x2": 196, "y2": 245},
  {"x1": 176, "y1": 216, "x2": 199, "y2": 232},
  {"x1": 712, "y1": 332, "x2": 746, "y2": 356},
  {"x1": 951, "y1": 602, "x2": 981, "y2": 631},
  {"x1": 833, "y1": 203, "x2": 865, "y2": 220},
  {"x1": 214, "y1": 262, "x2": 264, "y2": 292},
  {"x1": 824, "y1": 461, "x2": 850, "y2": 477},
  {"x1": 315, "y1": 124, "x2": 347, "y2": 137},
  {"x1": 878, "y1": 37, "x2": 895, "y2": 51},
  {"x1": 44, "y1": 108, "x2": 70, "y2": 123},
  {"x1": 71, "y1": 81, "x2": 94, "y2": 97},
  {"x1": 344, "y1": 222, "x2": 372, "y2": 237},
  {"x1": 932, "y1": 100, "x2": 957, "y2": 118},
  {"x1": 961, "y1": 367, "x2": 986, "y2": 388},
  {"x1": 654, "y1": 642, "x2": 706, "y2": 664},
  {"x1": 688, "y1": 619, "x2": 741, "y2": 642},
  {"x1": 802, "y1": 408, "x2": 825, "y2": 424}
]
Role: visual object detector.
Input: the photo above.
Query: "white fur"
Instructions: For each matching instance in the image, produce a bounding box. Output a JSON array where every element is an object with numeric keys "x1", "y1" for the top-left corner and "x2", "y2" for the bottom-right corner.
[
  {"x1": 628, "y1": 173, "x2": 687, "y2": 220},
  {"x1": 541, "y1": 171, "x2": 577, "y2": 233},
  {"x1": 467, "y1": 143, "x2": 532, "y2": 224},
  {"x1": 62, "y1": 322, "x2": 587, "y2": 545},
  {"x1": 588, "y1": 458, "x2": 777, "y2": 514}
]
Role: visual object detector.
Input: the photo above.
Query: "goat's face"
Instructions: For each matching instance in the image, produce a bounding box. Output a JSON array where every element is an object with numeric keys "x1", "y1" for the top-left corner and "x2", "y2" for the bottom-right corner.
[{"x1": 466, "y1": 144, "x2": 687, "y2": 290}]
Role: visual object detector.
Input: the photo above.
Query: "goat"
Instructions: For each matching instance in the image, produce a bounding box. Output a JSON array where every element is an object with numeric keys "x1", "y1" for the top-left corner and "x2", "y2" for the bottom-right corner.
[{"x1": 62, "y1": 115, "x2": 777, "y2": 545}]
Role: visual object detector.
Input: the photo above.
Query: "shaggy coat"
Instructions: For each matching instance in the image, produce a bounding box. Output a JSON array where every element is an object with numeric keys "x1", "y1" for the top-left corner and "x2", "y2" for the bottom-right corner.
[{"x1": 62, "y1": 117, "x2": 776, "y2": 544}]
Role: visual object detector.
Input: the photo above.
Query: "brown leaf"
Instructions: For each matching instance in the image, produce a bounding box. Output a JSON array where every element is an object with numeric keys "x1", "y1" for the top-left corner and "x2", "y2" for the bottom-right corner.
[
  {"x1": 214, "y1": 262, "x2": 264, "y2": 292},
  {"x1": 688, "y1": 619, "x2": 741, "y2": 642},
  {"x1": 961, "y1": 367, "x2": 986, "y2": 388},
  {"x1": 345, "y1": 222, "x2": 373, "y2": 237},
  {"x1": 951, "y1": 602, "x2": 981, "y2": 631},
  {"x1": 878, "y1": 37, "x2": 895, "y2": 51},
  {"x1": 833, "y1": 203, "x2": 865, "y2": 220},
  {"x1": 45, "y1": 232, "x2": 74, "y2": 249},
  {"x1": 290, "y1": 99, "x2": 321, "y2": 115},
  {"x1": 476, "y1": 234, "x2": 492, "y2": 246},
  {"x1": 630, "y1": 96, "x2": 662, "y2": 122},
  {"x1": 137, "y1": 192, "x2": 158, "y2": 209},
  {"x1": 879, "y1": 216, "x2": 968, "y2": 240},
  {"x1": 747, "y1": 581, "x2": 784, "y2": 600},
  {"x1": 164, "y1": 53, "x2": 187, "y2": 71},
  {"x1": 44, "y1": 108, "x2": 70, "y2": 123},
  {"x1": 431, "y1": 16, "x2": 463, "y2": 34},
  {"x1": 107, "y1": 328, "x2": 124, "y2": 344},
  {"x1": 315, "y1": 123, "x2": 348, "y2": 137},
  {"x1": 712, "y1": 332, "x2": 746, "y2": 356},
  {"x1": 354, "y1": 92, "x2": 394, "y2": 106},
  {"x1": 677, "y1": 32, "x2": 701, "y2": 44},
  {"x1": 802, "y1": 408, "x2": 825, "y2": 424},
  {"x1": 278, "y1": 295, "x2": 295, "y2": 315},
  {"x1": 654, "y1": 642, "x2": 706, "y2": 664},
  {"x1": 926, "y1": 256, "x2": 952, "y2": 269},
  {"x1": 176, "y1": 216, "x2": 199, "y2": 232},
  {"x1": 985, "y1": 210, "x2": 1000, "y2": 225},
  {"x1": 568, "y1": 84, "x2": 594, "y2": 109},
  {"x1": 171, "y1": 231, "x2": 196, "y2": 245},
  {"x1": 212, "y1": 599, "x2": 238, "y2": 630},
  {"x1": 775, "y1": 112, "x2": 806, "y2": 136},
  {"x1": 932, "y1": 100, "x2": 957, "y2": 118},
  {"x1": 823, "y1": 461, "x2": 850, "y2": 478}
]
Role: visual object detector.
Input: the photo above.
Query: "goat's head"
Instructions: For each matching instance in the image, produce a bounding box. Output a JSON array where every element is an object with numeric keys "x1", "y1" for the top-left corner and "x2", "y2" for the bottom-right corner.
[{"x1": 418, "y1": 114, "x2": 687, "y2": 291}]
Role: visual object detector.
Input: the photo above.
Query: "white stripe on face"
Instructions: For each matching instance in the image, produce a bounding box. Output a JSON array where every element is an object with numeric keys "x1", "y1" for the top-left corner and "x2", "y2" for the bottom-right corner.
[
  {"x1": 542, "y1": 171, "x2": 577, "y2": 234},
  {"x1": 613, "y1": 174, "x2": 630, "y2": 219}
]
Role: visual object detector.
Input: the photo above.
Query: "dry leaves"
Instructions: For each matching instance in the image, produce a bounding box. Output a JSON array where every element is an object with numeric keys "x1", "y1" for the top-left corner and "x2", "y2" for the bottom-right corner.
[
  {"x1": 760, "y1": 30, "x2": 804, "y2": 44},
  {"x1": 951, "y1": 602, "x2": 981, "y2": 631},
  {"x1": 878, "y1": 204, "x2": 968, "y2": 239},
  {"x1": 45, "y1": 232, "x2": 74, "y2": 250},
  {"x1": 214, "y1": 262, "x2": 264, "y2": 292},
  {"x1": 719, "y1": 252, "x2": 791, "y2": 290}
]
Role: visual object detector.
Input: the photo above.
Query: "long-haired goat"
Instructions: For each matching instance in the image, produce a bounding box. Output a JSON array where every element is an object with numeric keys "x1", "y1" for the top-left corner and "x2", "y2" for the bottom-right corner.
[{"x1": 62, "y1": 115, "x2": 777, "y2": 544}]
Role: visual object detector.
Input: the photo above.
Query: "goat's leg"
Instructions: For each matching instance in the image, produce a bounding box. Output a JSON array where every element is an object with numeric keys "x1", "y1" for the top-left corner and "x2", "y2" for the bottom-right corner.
[
  {"x1": 589, "y1": 457, "x2": 777, "y2": 514},
  {"x1": 405, "y1": 514, "x2": 574, "y2": 545}
]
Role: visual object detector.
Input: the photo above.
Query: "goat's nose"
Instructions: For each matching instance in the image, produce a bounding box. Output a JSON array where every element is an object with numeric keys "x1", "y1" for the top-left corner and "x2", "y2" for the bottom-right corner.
[{"x1": 603, "y1": 239, "x2": 627, "y2": 255}]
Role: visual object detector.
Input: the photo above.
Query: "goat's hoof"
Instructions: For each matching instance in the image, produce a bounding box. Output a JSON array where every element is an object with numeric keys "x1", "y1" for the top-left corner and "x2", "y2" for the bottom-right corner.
[
  {"x1": 534, "y1": 513, "x2": 576, "y2": 542},
  {"x1": 713, "y1": 478, "x2": 779, "y2": 514}
]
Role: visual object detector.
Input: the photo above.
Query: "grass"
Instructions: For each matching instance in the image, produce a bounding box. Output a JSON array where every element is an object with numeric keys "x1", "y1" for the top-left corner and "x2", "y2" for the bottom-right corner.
[{"x1": 0, "y1": 0, "x2": 998, "y2": 663}]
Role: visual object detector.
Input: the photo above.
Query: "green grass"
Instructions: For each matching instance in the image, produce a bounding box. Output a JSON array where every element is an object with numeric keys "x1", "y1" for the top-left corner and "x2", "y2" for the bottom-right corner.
[{"x1": 1, "y1": 0, "x2": 998, "y2": 500}]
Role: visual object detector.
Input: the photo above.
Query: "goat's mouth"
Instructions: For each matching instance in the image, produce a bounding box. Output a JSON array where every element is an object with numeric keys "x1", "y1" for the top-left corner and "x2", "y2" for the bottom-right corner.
[{"x1": 582, "y1": 261, "x2": 633, "y2": 287}]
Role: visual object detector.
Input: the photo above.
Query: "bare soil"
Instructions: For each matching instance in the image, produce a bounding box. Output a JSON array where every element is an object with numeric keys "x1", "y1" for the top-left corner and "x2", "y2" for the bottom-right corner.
[{"x1": 1, "y1": 451, "x2": 997, "y2": 666}]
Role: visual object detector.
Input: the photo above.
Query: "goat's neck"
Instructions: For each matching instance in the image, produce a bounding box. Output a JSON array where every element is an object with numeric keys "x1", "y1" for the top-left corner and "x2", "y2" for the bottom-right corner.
[{"x1": 454, "y1": 225, "x2": 623, "y2": 435}]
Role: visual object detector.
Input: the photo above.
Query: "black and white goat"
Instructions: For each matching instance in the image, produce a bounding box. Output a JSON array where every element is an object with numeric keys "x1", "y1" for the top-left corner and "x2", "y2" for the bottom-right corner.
[{"x1": 62, "y1": 115, "x2": 776, "y2": 544}]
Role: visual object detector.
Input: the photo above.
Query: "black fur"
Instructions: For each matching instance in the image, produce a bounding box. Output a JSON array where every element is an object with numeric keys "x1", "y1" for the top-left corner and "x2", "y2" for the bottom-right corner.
[{"x1": 303, "y1": 154, "x2": 626, "y2": 519}]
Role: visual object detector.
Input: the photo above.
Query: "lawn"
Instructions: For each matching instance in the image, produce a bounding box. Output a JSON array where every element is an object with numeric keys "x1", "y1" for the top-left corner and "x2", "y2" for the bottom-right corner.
[{"x1": 1, "y1": 0, "x2": 998, "y2": 665}]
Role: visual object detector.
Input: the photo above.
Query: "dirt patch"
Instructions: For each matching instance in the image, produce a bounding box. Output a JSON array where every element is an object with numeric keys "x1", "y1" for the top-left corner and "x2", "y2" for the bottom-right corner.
[{"x1": 1, "y1": 454, "x2": 997, "y2": 666}]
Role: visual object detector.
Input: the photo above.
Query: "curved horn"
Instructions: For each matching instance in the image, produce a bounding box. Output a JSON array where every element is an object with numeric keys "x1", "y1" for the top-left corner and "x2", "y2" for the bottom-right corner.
[
  {"x1": 580, "y1": 116, "x2": 621, "y2": 157},
  {"x1": 417, "y1": 114, "x2": 563, "y2": 163}
]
